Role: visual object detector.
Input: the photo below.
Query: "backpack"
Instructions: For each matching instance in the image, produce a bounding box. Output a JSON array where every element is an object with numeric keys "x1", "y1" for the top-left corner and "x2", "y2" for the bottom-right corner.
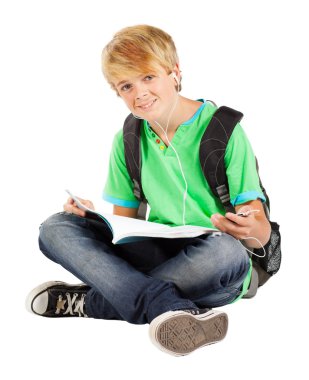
[{"x1": 123, "y1": 105, "x2": 281, "y2": 297}]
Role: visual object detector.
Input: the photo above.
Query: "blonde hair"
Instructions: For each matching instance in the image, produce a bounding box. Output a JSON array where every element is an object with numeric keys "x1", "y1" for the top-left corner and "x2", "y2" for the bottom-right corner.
[{"x1": 102, "y1": 25, "x2": 181, "y2": 91}]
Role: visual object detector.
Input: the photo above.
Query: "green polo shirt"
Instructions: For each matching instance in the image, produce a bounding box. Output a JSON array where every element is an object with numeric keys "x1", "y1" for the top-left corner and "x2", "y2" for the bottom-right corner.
[
  {"x1": 103, "y1": 100, "x2": 265, "y2": 227},
  {"x1": 103, "y1": 100, "x2": 265, "y2": 300}
]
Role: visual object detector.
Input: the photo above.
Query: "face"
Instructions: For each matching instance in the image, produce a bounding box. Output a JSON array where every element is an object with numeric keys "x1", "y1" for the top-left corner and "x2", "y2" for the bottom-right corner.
[{"x1": 114, "y1": 66, "x2": 178, "y2": 122}]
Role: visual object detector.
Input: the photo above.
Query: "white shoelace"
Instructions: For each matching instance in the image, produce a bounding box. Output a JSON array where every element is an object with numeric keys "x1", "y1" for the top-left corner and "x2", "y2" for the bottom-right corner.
[{"x1": 55, "y1": 292, "x2": 88, "y2": 317}]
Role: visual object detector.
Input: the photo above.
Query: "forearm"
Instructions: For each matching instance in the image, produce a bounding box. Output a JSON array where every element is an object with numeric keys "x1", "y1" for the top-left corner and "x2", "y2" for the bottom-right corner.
[
  {"x1": 243, "y1": 218, "x2": 271, "y2": 248},
  {"x1": 113, "y1": 205, "x2": 138, "y2": 218}
]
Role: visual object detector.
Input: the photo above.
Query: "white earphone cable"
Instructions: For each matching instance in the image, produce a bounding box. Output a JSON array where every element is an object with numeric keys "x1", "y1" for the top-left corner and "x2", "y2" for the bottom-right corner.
[
  {"x1": 154, "y1": 75, "x2": 188, "y2": 226},
  {"x1": 241, "y1": 236, "x2": 266, "y2": 258},
  {"x1": 154, "y1": 119, "x2": 188, "y2": 226}
]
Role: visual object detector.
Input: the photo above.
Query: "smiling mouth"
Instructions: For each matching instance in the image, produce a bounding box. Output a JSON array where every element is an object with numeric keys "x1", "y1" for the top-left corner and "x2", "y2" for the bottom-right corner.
[{"x1": 137, "y1": 99, "x2": 157, "y2": 110}]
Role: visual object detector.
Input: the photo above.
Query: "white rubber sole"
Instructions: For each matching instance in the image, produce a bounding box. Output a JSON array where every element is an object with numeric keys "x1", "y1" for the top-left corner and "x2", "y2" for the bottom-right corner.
[{"x1": 149, "y1": 309, "x2": 228, "y2": 356}]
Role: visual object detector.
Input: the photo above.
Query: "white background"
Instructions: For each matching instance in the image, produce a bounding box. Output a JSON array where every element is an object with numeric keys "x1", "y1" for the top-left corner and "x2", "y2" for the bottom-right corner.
[{"x1": 1, "y1": 0, "x2": 308, "y2": 378}]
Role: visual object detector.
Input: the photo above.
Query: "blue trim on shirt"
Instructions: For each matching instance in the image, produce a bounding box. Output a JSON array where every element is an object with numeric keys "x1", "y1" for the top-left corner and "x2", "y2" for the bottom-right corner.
[
  {"x1": 182, "y1": 101, "x2": 206, "y2": 125},
  {"x1": 102, "y1": 193, "x2": 140, "y2": 208},
  {"x1": 145, "y1": 100, "x2": 206, "y2": 129},
  {"x1": 230, "y1": 191, "x2": 266, "y2": 206}
]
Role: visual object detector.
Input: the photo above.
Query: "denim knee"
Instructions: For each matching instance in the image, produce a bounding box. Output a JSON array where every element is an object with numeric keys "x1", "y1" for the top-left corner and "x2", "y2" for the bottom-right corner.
[
  {"x1": 184, "y1": 233, "x2": 249, "y2": 284},
  {"x1": 38, "y1": 212, "x2": 88, "y2": 261},
  {"x1": 206, "y1": 233, "x2": 249, "y2": 281},
  {"x1": 179, "y1": 233, "x2": 250, "y2": 305},
  {"x1": 150, "y1": 232, "x2": 249, "y2": 302}
]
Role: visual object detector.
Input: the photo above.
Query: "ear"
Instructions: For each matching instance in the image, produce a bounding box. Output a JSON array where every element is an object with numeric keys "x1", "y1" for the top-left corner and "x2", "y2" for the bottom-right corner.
[
  {"x1": 171, "y1": 64, "x2": 181, "y2": 91},
  {"x1": 171, "y1": 63, "x2": 181, "y2": 82}
]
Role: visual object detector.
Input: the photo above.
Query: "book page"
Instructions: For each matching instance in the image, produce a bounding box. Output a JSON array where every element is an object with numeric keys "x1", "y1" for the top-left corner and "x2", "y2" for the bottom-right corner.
[
  {"x1": 101, "y1": 212, "x2": 171, "y2": 240},
  {"x1": 65, "y1": 189, "x2": 171, "y2": 237},
  {"x1": 65, "y1": 190, "x2": 218, "y2": 244},
  {"x1": 113, "y1": 224, "x2": 219, "y2": 244}
]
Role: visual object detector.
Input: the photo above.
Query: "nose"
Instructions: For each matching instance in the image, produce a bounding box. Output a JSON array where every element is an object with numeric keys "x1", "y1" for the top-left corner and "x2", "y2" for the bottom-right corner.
[{"x1": 135, "y1": 82, "x2": 149, "y2": 100}]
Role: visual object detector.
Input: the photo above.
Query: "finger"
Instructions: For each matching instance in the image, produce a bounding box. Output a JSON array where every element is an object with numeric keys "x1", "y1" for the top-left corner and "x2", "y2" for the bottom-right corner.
[
  {"x1": 210, "y1": 213, "x2": 224, "y2": 226},
  {"x1": 211, "y1": 214, "x2": 249, "y2": 239},
  {"x1": 212, "y1": 213, "x2": 245, "y2": 227},
  {"x1": 83, "y1": 200, "x2": 95, "y2": 211},
  {"x1": 211, "y1": 214, "x2": 235, "y2": 231},
  {"x1": 225, "y1": 212, "x2": 250, "y2": 226},
  {"x1": 71, "y1": 205, "x2": 86, "y2": 217},
  {"x1": 63, "y1": 202, "x2": 74, "y2": 213}
]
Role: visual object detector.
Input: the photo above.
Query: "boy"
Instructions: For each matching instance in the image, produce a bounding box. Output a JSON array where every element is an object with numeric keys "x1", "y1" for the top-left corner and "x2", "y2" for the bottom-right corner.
[{"x1": 26, "y1": 25, "x2": 271, "y2": 356}]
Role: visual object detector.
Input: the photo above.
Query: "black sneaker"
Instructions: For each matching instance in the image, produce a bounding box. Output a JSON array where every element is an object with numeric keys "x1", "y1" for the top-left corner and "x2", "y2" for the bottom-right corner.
[
  {"x1": 149, "y1": 308, "x2": 228, "y2": 356},
  {"x1": 26, "y1": 281, "x2": 90, "y2": 317}
]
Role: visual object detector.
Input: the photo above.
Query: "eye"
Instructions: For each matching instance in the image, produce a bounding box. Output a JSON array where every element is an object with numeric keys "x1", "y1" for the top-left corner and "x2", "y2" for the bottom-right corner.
[
  {"x1": 120, "y1": 83, "x2": 132, "y2": 92},
  {"x1": 144, "y1": 75, "x2": 154, "y2": 81}
]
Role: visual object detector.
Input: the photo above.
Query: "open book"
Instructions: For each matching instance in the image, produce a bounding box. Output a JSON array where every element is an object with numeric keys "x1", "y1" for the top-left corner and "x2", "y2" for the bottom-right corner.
[{"x1": 66, "y1": 190, "x2": 220, "y2": 244}]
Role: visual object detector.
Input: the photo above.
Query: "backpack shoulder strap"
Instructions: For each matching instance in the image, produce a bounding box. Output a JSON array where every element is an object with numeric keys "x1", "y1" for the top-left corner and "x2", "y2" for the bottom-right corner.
[
  {"x1": 199, "y1": 106, "x2": 243, "y2": 212},
  {"x1": 123, "y1": 114, "x2": 147, "y2": 220}
]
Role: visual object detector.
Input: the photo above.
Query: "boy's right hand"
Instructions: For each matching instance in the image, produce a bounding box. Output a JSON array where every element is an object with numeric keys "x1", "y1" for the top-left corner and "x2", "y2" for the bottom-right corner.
[{"x1": 63, "y1": 196, "x2": 95, "y2": 218}]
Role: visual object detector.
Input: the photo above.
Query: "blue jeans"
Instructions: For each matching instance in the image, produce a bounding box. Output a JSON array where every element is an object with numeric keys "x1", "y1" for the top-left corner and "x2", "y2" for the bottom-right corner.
[{"x1": 38, "y1": 212, "x2": 250, "y2": 324}]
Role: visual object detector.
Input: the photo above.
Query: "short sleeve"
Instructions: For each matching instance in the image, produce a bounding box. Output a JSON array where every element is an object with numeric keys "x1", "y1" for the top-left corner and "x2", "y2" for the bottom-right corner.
[
  {"x1": 103, "y1": 130, "x2": 140, "y2": 208},
  {"x1": 224, "y1": 123, "x2": 266, "y2": 206}
]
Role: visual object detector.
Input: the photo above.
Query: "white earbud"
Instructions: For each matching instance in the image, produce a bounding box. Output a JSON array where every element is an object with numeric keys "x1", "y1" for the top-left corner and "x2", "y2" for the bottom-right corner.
[{"x1": 172, "y1": 72, "x2": 179, "y2": 85}]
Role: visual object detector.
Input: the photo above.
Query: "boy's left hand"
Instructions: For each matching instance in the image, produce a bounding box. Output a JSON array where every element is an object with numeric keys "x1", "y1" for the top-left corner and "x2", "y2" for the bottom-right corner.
[
  {"x1": 210, "y1": 205, "x2": 257, "y2": 241},
  {"x1": 211, "y1": 200, "x2": 271, "y2": 248}
]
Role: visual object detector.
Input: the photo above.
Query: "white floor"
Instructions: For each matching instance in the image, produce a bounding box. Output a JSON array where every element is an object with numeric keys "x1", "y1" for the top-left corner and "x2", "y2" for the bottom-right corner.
[
  {"x1": 5, "y1": 261, "x2": 305, "y2": 379},
  {"x1": 1, "y1": 1, "x2": 308, "y2": 378}
]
